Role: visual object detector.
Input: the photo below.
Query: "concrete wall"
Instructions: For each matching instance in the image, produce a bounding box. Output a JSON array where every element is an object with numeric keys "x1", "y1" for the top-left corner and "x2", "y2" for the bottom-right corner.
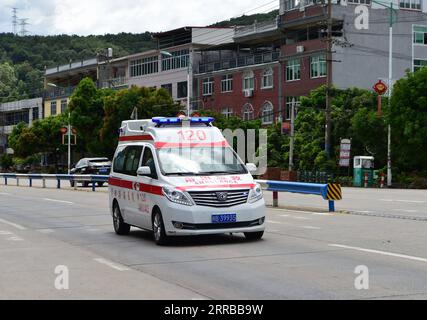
[{"x1": 332, "y1": 5, "x2": 427, "y2": 90}]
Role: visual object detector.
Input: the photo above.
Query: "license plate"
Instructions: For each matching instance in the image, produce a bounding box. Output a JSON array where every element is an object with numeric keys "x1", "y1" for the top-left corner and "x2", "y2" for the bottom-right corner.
[
  {"x1": 99, "y1": 168, "x2": 108, "y2": 173},
  {"x1": 211, "y1": 214, "x2": 236, "y2": 223}
]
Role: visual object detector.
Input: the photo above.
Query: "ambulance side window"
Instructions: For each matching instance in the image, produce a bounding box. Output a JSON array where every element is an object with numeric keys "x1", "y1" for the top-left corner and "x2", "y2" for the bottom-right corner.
[
  {"x1": 141, "y1": 147, "x2": 158, "y2": 179},
  {"x1": 113, "y1": 147, "x2": 126, "y2": 173},
  {"x1": 123, "y1": 146, "x2": 143, "y2": 176}
]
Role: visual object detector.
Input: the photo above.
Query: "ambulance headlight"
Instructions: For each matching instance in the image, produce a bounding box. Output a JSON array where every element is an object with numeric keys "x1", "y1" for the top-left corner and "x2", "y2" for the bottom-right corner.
[
  {"x1": 162, "y1": 187, "x2": 194, "y2": 206},
  {"x1": 248, "y1": 183, "x2": 263, "y2": 203}
]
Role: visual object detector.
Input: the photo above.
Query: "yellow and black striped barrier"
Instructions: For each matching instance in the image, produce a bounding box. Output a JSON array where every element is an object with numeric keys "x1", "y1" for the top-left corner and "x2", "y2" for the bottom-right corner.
[
  {"x1": 327, "y1": 183, "x2": 342, "y2": 211},
  {"x1": 327, "y1": 183, "x2": 342, "y2": 200}
]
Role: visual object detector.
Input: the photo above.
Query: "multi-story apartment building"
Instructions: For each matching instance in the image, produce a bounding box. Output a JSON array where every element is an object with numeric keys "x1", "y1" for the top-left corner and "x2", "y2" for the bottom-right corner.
[
  {"x1": 43, "y1": 27, "x2": 234, "y2": 118},
  {"x1": 194, "y1": 18, "x2": 283, "y2": 123},
  {"x1": 194, "y1": 0, "x2": 427, "y2": 124},
  {"x1": 0, "y1": 98, "x2": 43, "y2": 154},
  {"x1": 43, "y1": 58, "x2": 98, "y2": 117},
  {"x1": 99, "y1": 27, "x2": 234, "y2": 112}
]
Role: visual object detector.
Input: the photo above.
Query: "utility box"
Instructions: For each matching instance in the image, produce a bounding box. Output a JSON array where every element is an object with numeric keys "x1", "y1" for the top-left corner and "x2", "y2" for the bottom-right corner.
[{"x1": 353, "y1": 156, "x2": 374, "y2": 187}]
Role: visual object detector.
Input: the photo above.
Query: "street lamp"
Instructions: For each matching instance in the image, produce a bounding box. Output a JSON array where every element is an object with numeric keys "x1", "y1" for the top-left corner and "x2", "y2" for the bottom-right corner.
[
  {"x1": 371, "y1": 0, "x2": 397, "y2": 187},
  {"x1": 161, "y1": 50, "x2": 192, "y2": 116}
]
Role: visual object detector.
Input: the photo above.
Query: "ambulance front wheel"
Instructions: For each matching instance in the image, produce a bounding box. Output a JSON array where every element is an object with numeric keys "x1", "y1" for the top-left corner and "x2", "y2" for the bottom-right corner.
[
  {"x1": 112, "y1": 202, "x2": 130, "y2": 235},
  {"x1": 152, "y1": 208, "x2": 169, "y2": 245},
  {"x1": 244, "y1": 231, "x2": 264, "y2": 241}
]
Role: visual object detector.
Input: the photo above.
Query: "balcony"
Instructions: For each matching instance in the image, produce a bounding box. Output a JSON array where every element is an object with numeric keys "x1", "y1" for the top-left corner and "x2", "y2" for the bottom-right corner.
[
  {"x1": 44, "y1": 86, "x2": 76, "y2": 100},
  {"x1": 197, "y1": 51, "x2": 280, "y2": 74},
  {"x1": 98, "y1": 77, "x2": 129, "y2": 89},
  {"x1": 234, "y1": 18, "x2": 280, "y2": 39}
]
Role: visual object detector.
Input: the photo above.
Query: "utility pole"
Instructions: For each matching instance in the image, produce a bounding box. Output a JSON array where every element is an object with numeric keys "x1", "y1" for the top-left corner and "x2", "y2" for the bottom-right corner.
[
  {"x1": 12, "y1": 8, "x2": 18, "y2": 35},
  {"x1": 187, "y1": 48, "x2": 192, "y2": 116},
  {"x1": 386, "y1": 3, "x2": 393, "y2": 187},
  {"x1": 18, "y1": 18, "x2": 29, "y2": 37},
  {"x1": 68, "y1": 112, "x2": 71, "y2": 175},
  {"x1": 289, "y1": 97, "x2": 296, "y2": 172},
  {"x1": 325, "y1": 0, "x2": 333, "y2": 158}
]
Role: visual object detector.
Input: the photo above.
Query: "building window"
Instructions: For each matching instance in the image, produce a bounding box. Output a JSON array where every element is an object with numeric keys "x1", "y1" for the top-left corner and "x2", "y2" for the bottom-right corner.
[
  {"x1": 286, "y1": 58, "x2": 301, "y2": 81},
  {"x1": 202, "y1": 77, "x2": 214, "y2": 96},
  {"x1": 283, "y1": 0, "x2": 297, "y2": 11},
  {"x1": 130, "y1": 56, "x2": 159, "y2": 77},
  {"x1": 50, "y1": 101, "x2": 57, "y2": 116},
  {"x1": 414, "y1": 59, "x2": 427, "y2": 72},
  {"x1": 348, "y1": 0, "x2": 371, "y2": 4},
  {"x1": 32, "y1": 107, "x2": 39, "y2": 121},
  {"x1": 310, "y1": 54, "x2": 327, "y2": 78},
  {"x1": 261, "y1": 102, "x2": 274, "y2": 124},
  {"x1": 413, "y1": 25, "x2": 427, "y2": 45},
  {"x1": 161, "y1": 83, "x2": 173, "y2": 96},
  {"x1": 221, "y1": 74, "x2": 233, "y2": 92},
  {"x1": 177, "y1": 81, "x2": 188, "y2": 99},
  {"x1": 286, "y1": 97, "x2": 300, "y2": 120},
  {"x1": 60, "y1": 99, "x2": 67, "y2": 114},
  {"x1": 400, "y1": 0, "x2": 421, "y2": 10},
  {"x1": 161, "y1": 49, "x2": 189, "y2": 71},
  {"x1": 222, "y1": 107, "x2": 233, "y2": 118},
  {"x1": 5, "y1": 110, "x2": 29, "y2": 126},
  {"x1": 243, "y1": 70, "x2": 255, "y2": 91},
  {"x1": 261, "y1": 68, "x2": 274, "y2": 89},
  {"x1": 242, "y1": 103, "x2": 254, "y2": 121}
]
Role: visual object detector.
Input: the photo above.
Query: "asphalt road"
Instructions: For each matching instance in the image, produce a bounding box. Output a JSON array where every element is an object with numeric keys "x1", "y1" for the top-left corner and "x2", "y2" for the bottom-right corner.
[{"x1": 0, "y1": 184, "x2": 427, "y2": 299}]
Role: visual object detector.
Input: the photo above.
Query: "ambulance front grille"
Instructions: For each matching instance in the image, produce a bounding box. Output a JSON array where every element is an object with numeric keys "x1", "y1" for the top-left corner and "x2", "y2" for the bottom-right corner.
[{"x1": 188, "y1": 189, "x2": 249, "y2": 207}]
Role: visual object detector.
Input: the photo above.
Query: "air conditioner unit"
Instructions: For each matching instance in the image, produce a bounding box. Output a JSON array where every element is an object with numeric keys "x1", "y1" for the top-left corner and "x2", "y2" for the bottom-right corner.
[
  {"x1": 296, "y1": 45, "x2": 305, "y2": 53},
  {"x1": 244, "y1": 89, "x2": 254, "y2": 98}
]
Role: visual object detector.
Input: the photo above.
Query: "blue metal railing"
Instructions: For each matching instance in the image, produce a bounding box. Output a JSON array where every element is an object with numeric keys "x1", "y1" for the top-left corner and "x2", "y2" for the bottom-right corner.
[
  {"x1": 256, "y1": 180, "x2": 340, "y2": 212},
  {"x1": 0, "y1": 173, "x2": 109, "y2": 192}
]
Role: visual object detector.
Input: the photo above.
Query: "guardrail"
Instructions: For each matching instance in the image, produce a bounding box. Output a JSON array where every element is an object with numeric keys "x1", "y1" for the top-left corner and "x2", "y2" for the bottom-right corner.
[
  {"x1": 256, "y1": 180, "x2": 342, "y2": 212},
  {"x1": 0, "y1": 173, "x2": 109, "y2": 192}
]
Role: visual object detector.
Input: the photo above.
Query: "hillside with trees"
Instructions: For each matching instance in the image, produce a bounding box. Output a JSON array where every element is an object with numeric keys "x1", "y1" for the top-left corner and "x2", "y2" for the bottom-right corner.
[{"x1": 0, "y1": 10, "x2": 278, "y2": 103}]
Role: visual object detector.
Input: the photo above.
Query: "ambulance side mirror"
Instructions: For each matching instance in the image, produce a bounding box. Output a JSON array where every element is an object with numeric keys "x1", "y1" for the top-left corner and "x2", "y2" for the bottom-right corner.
[
  {"x1": 137, "y1": 166, "x2": 152, "y2": 176},
  {"x1": 246, "y1": 163, "x2": 257, "y2": 173}
]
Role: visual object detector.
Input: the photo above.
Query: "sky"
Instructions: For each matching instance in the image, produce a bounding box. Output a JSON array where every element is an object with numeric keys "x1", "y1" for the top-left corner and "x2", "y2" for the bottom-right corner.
[{"x1": 0, "y1": 0, "x2": 279, "y2": 35}]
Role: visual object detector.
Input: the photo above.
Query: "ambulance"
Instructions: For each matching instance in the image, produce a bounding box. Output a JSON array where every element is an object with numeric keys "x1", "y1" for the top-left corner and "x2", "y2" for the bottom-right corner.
[{"x1": 108, "y1": 116, "x2": 265, "y2": 245}]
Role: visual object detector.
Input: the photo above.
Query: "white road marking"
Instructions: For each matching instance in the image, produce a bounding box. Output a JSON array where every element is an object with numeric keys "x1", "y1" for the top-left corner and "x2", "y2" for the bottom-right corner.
[
  {"x1": 0, "y1": 230, "x2": 13, "y2": 235},
  {"x1": 300, "y1": 226, "x2": 321, "y2": 230},
  {"x1": 7, "y1": 236, "x2": 23, "y2": 241},
  {"x1": 271, "y1": 208, "x2": 331, "y2": 215},
  {"x1": 43, "y1": 198, "x2": 74, "y2": 205},
  {"x1": 38, "y1": 229, "x2": 55, "y2": 234},
  {"x1": 0, "y1": 218, "x2": 26, "y2": 230},
  {"x1": 329, "y1": 244, "x2": 427, "y2": 263},
  {"x1": 355, "y1": 210, "x2": 373, "y2": 213},
  {"x1": 94, "y1": 258, "x2": 130, "y2": 271},
  {"x1": 380, "y1": 199, "x2": 425, "y2": 204},
  {"x1": 291, "y1": 216, "x2": 310, "y2": 220},
  {"x1": 393, "y1": 209, "x2": 418, "y2": 213},
  {"x1": 279, "y1": 214, "x2": 290, "y2": 217},
  {"x1": 267, "y1": 220, "x2": 283, "y2": 224},
  {"x1": 0, "y1": 192, "x2": 11, "y2": 196},
  {"x1": 87, "y1": 228, "x2": 101, "y2": 232}
]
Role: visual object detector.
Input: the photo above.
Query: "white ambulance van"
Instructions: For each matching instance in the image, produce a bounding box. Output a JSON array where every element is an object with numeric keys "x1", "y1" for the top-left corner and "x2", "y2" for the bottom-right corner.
[{"x1": 108, "y1": 116, "x2": 265, "y2": 245}]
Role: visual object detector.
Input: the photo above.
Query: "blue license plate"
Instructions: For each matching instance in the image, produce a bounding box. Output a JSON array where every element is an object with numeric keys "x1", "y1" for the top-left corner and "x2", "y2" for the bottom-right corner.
[
  {"x1": 99, "y1": 168, "x2": 108, "y2": 173},
  {"x1": 211, "y1": 214, "x2": 236, "y2": 223}
]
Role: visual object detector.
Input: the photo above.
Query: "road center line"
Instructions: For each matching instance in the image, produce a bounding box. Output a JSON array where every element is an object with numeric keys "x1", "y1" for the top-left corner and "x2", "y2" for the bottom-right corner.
[
  {"x1": 0, "y1": 218, "x2": 26, "y2": 230},
  {"x1": 43, "y1": 198, "x2": 74, "y2": 205},
  {"x1": 93, "y1": 258, "x2": 130, "y2": 271},
  {"x1": 380, "y1": 199, "x2": 425, "y2": 203},
  {"x1": 0, "y1": 192, "x2": 11, "y2": 196},
  {"x1": 329, "y1": 244, "x2": 427, "y2": 263}
]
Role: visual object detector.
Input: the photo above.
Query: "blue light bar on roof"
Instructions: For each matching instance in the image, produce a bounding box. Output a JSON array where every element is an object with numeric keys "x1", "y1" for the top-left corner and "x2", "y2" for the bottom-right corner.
[{"x1": 152, "y1": 117, "x2": 214, "y2": 124}]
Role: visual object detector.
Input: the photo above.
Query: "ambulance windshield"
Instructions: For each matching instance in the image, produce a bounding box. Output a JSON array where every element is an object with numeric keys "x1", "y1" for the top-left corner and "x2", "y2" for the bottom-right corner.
[{"x1": 158, "y1": 147, "x2": 247, "y2": 176}]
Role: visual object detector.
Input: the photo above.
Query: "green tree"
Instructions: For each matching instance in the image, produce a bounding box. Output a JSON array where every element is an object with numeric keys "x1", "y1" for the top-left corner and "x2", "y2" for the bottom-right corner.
[
  {"x1": 100, "y1": 86, "x2": 180, "y2": 157},
  {"x1": 390, "y1": 68, "x2": 427, "y2": 175}
]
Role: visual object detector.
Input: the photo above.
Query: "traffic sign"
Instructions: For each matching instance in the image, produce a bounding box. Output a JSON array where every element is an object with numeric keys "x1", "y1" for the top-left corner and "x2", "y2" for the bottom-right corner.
[
  {"x1": 373, "y1": 80, "x2": 388, "y2": 96},
  {"x1": 339, "y1": 138, "x2": 351, "y2": 167}
]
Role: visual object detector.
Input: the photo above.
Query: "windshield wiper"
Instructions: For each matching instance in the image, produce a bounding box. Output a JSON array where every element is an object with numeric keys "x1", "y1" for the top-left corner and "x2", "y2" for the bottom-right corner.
[
  {"x1": 195, "y1": 171, "x2": 244, "y2": 175},
  {"x1": 164, "y1": 172, "x2": 198, "y2": 176}
]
